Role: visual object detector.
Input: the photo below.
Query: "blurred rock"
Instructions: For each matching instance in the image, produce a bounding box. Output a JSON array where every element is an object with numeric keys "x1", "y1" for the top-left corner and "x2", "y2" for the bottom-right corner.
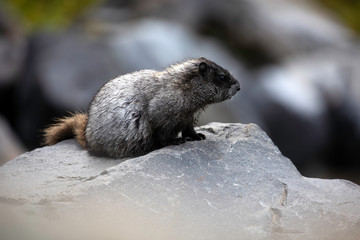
[
  {"x1": 215, "y1": 0, "x2": 352, "y2": 58},
  {"x1": 0, "y1": 123, "x2": 359, "y2": 239},
  {"x1": 0, "y1": 115, "x2": 25, "y2": 165},
  {"x1": 0, "y1": 36, "x2": 26, "y2": 85},
  {"x1": 118, "y1": 0, "x2": 353, "y2": 65},
  {"x1": 230, "y1": 50, "x2": 360, "y2": 169},
  {"x1": 35, "y1": 31, "x2": 121, "y2": 110},
  {"x1": 108, "y1": 19, "x2": 246, "y2": 75},
  {"x1": 0, "y1": 7, "x2": 26, "y2": 85}
]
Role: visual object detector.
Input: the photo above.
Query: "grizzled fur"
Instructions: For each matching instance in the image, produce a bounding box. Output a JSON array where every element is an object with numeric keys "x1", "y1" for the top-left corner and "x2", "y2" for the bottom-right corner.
[{"x1": 44, "y1": 57, "x2": 240, "y2": 158}]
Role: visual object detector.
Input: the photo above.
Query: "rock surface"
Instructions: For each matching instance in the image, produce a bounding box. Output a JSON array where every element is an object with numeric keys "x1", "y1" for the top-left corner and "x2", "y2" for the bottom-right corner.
[{"x1": 1, "y1": 123, "x2": 360, "y2": 240}]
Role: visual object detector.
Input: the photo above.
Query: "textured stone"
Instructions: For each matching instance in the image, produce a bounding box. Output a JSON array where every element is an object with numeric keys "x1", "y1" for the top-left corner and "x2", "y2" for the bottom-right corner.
[{"x1": 1, "y1": 123, "x2": 359, "y2": 240}]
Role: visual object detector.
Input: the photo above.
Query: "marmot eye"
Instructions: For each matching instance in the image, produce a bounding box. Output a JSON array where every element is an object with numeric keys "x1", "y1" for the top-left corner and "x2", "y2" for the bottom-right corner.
[{"x1": 219, "y1": 74, "x2": 226, "y2": 80}]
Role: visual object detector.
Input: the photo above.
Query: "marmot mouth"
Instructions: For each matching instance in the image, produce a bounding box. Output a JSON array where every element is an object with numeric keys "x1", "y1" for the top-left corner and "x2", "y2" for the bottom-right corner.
[{"x1": 228, "y1": 86, "x2": 240, "y2": 98}]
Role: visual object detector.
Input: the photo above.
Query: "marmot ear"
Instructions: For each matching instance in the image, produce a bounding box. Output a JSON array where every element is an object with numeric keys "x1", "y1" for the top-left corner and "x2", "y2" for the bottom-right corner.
[{"x1": 198, "y1": 62, "x2": 208, "y2": 76}]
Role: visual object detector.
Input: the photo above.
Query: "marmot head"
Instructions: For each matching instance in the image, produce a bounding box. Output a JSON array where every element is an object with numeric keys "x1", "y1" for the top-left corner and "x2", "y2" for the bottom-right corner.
[
  {"x1": 165, "y1": 57, "x2": 240, "y2": 107},
  {"x1": 193, "y1": 57, "x2": 240, "y2": 104}
]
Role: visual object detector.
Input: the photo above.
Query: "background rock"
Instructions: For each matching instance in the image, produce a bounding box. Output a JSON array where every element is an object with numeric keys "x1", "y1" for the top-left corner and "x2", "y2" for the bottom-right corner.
[
  {"x1": 0, "y1": 123, "x2": 359, "y2": 240},
  {"x1": 233, "y1": 50, "x2": 360, "y2": 169},
  {"x1": 35, "y1": 31, "x2": 121, "y2": 110}
]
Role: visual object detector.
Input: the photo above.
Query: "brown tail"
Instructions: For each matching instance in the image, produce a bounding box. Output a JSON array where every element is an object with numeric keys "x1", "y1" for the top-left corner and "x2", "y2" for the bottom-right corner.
[{"x1": 43, "y1": 113, "x2": 88, "y2": 148}]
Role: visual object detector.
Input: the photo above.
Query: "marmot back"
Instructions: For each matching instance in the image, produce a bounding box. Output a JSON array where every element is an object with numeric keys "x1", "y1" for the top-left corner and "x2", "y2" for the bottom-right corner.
[{"x1": 44, "y1": 57, "x2": 240, "y2": 158}]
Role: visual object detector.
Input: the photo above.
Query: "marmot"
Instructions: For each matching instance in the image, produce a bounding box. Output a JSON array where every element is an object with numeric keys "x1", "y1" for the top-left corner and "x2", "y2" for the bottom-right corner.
[{"x1": 44, "y1": 57, "x2": 240, "y2": 158}]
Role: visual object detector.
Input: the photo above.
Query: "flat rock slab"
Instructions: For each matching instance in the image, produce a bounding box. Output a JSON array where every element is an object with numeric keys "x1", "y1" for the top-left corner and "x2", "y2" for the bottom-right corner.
[{"x1": 1, "y1": 123, "x2": 359, "y2": 240}]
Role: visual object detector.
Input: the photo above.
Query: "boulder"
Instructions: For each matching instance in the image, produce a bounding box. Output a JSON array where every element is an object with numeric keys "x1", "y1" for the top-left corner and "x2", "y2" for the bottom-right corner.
[
  {"x1": 0, "y1": 123, "x2": 359, "y2": 240},
  {"x1": 121, "y1": 0, "x2": 352, "y2": 62}
]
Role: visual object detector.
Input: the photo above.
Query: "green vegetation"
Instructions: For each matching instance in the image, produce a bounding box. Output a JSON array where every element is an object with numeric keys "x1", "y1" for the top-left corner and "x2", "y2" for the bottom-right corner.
[
  {"x1": 315, "y1": 0, "x2": 360, "y2": 33},
  {"x1": 3, "y1": 0, "x2": 101, "y2": 32}
]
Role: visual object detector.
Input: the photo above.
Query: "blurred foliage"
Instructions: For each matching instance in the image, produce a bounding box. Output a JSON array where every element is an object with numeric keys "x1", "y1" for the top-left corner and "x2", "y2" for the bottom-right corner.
[
  {"x1": 314, "y1": 0, "x2": 360, "y2": 33},
  {"x1": 3, "y1": 0, "x2": 102, "y2": 32}
]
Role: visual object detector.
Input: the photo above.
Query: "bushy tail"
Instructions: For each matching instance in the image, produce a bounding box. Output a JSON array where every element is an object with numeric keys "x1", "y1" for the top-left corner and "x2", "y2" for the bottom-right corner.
[{"x1": 43, "y1": 113, "x2": 88, "y2": 148}]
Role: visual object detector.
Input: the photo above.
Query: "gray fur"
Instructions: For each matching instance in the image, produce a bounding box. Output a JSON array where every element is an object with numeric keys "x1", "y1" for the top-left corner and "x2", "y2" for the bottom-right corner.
[{"x1": 85, "y1": 57, "x2": 240, "y2": 158}]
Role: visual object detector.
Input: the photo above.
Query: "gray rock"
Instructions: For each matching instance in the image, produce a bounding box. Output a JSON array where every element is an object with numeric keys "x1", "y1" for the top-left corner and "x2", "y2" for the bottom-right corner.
[
  {"x1": 35, "y1": 32, "x2": 122, "y2": 110},
  {"x1": 231, "y1": 50, "x2": 360, "y2": 166},
  {"x1": 0, "y1": 7, "x2": 26, "y2": 84},
  {"x1": 108, "y1": 19, "x2": 246, "y2": 81},
  {"x1": 0, "y1": 123, "x2": 359, "y2": 240},
  {"x1": 120, "y1": 0, "x2": 352, "y2": 60}
]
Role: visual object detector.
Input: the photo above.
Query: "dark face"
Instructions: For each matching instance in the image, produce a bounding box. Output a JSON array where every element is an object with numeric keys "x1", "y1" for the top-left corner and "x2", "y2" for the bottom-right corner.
[{"x1": 198, "y1": 58, "x2": 240, "y2": 102}]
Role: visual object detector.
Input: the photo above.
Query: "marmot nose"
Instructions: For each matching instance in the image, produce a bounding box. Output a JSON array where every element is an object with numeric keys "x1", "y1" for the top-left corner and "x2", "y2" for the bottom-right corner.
[{"x1": 237, "y1": 87, "x2": 241, "y2": 91}]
